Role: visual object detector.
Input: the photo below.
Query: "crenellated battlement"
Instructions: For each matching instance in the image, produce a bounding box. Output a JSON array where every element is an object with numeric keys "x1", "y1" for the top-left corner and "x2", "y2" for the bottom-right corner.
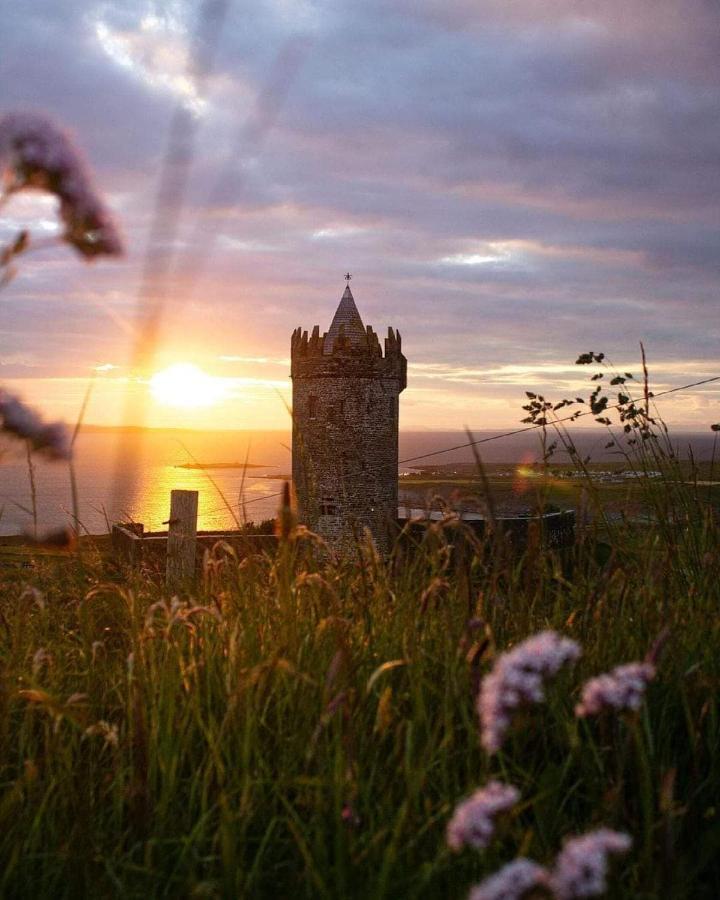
[
  {"x1": 291, "y1": 287, "x2": 406, "y2": 388},
  {"x1": 291, "y1": 321, "x2": 403, "y2": 356},
  {"x1": 291, "y1": 324, "x2": 406, "y2": 386}
]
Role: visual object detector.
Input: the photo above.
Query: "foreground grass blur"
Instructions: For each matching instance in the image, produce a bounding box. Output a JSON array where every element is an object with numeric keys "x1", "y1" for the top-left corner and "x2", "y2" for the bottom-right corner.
[{"x1": 0, "y1": 441, "x2": 719, "y2": 899}]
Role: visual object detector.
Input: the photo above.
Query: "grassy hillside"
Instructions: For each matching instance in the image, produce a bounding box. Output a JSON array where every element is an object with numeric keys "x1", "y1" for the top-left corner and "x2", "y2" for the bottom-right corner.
[{"x1": 0, "y1": 438, "x2": 718, "y2": 898}]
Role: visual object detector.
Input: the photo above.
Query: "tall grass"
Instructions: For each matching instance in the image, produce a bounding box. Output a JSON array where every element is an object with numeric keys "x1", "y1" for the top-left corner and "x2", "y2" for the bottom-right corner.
[{"x1": 0, "y1": 437, "x2": 718, "y2": 898}]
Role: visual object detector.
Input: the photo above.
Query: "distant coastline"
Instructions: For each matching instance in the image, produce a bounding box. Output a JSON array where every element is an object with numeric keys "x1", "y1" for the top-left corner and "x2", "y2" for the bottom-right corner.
[
  {"x1": 174, "y1": 462, "x2": 276, "y2": 470},
  {"x1": 78, "y1": 423, "x2": 715, "y2": 438},
  {"x1": 80, "y1": 424, "x2": 290, "y2": 435}
]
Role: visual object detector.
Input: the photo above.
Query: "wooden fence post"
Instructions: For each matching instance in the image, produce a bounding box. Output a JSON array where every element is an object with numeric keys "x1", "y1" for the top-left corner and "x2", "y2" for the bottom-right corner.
[{"x1": 166, "y1": 490, "x2": 198, "y2": 588}]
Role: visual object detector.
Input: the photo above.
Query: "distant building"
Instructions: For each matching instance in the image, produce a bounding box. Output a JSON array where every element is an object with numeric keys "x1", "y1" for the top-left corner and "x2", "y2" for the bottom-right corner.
[{"x1": 291, "y1": 279, "x2": 407, "y2": 552}]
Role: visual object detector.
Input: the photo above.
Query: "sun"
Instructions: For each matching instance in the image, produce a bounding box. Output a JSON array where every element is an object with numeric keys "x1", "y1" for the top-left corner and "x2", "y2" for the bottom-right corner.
[{"x1": 149, "y1": 363, "x2": 227, "y2": 409}]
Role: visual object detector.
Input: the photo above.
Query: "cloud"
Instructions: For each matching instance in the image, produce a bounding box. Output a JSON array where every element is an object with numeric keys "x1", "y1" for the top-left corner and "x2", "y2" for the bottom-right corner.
[
  {"x1": 91, "y1": 10, "x2": 206, "y2": 114},
  {"x1": 219, "y1": 355, "x2": 289, "y2": 366},
  {"x1": 1, "y1": 0, "x2": 718, "y2": 429}
]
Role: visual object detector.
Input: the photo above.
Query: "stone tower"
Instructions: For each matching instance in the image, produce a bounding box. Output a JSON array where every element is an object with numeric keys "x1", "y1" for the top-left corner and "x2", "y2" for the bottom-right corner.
[{"x1": 291, "y1": 281, "x2": 407, "y2": 552}]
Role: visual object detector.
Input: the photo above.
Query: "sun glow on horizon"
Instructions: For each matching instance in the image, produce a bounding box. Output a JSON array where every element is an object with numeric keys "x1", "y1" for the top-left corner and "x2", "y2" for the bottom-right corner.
[{"x1": 150, "y1": 364, "x2": 228, "y2": 409}]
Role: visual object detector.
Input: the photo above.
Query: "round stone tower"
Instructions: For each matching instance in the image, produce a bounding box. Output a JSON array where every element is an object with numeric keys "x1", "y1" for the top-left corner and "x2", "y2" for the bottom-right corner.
[{"x1": 291, "y1": 280, "x2": 407, "y2": 553}]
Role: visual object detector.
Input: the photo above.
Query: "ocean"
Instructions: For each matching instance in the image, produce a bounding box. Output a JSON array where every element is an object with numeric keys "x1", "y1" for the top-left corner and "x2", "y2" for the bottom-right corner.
[{"x1": 0, "y1": 427, "x2": 716, "y2": 536}]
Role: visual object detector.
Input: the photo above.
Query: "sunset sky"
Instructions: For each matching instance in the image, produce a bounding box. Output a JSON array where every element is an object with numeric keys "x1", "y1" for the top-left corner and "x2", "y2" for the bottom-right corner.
[{"x1": 1, "y1": 0, "x2": 718, "y2": 431}]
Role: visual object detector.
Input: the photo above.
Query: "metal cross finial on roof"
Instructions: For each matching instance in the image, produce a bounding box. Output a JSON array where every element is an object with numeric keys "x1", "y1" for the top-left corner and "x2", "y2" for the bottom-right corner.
[{"x1": 344, "y1": 272, "x2": 351, "y2": 282}]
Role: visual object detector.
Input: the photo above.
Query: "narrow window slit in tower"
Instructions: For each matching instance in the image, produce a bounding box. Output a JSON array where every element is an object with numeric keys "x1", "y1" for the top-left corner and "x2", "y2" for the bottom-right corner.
[{"x1": 320, "y1": 495, "x2": 340, "y2": 516}]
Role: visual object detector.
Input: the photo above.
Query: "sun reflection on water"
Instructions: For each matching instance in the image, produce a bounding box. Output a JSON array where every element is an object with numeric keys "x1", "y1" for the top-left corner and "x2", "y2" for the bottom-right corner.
[{"x1": 131, "y1": 464, "x2": 283, "y2": 532}]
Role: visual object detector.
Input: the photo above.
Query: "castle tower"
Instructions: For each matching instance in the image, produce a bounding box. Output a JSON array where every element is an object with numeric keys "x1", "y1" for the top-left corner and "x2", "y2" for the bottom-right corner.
[{"x1": 291, "y1": 279, "x2": 407, "y2": 553}]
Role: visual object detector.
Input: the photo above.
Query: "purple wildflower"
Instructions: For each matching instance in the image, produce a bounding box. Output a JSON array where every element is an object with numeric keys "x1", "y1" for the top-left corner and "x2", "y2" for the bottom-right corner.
[
  {"x1": 548, "y1": 829, "x2": 632, "y2": 899},
  {"x1": 575, "y1": 663, "x2": 655, "y2": 718},
  {"x1": 469, "y1": 858, "x2": 549, "y2": 900},
  {"x1": 447, "y1": 780, "x2": 520, "y2": 851},
  {"x1": 0, "y1": 390, "x2": 71, "y2": 459},
  {"x1": 0, "y1": 112, "x2": 123, "y2": 259},
  {"x1": 478, "y1": 630, "x2": 581, "y2": 753}
]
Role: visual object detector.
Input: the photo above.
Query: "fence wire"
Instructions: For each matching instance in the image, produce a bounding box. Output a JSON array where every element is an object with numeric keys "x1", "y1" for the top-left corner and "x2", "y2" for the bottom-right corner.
[{"x1": 197, "y1": 372, "x2": 720, "y2": 520}]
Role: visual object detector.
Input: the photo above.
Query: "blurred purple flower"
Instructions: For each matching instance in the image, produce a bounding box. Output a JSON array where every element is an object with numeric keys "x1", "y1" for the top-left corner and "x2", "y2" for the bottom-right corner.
[
  {"x1": 0, "y1": 390, "x2": 71, "y2": 459},
  {"x1": 469, "y1": 858, "x2": 548, "y2": 900},
  {"x1": 478, "y1": 630, "x2": 581, "y2": 753},
  {"x1": 447, "y1": 780, "x2": 520, "y2": 851},
  {"x1": 341, "y1": 803, "x2": 361, "y2": 828},
  {"x1": 575, "y1": 662, "x2": 655, "y2": 718},
  {"x1": 0, "y1": 111, "x2": 123, "y2": 259},
  {"x1": 548, "y1": 829, "x2": 632, "y2": 899}
]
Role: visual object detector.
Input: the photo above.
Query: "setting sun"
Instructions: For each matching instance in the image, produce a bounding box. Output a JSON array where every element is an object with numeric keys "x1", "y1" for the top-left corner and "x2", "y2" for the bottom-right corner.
[{"x1": 149, "y1": 363, "x2": 227, "y2": 409}]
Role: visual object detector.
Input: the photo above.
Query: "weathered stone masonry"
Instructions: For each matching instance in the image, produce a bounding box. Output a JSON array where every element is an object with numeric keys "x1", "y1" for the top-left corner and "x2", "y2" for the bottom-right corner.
[{"x1": 291, "y1": 284, "x2": 407, "y2": 552}]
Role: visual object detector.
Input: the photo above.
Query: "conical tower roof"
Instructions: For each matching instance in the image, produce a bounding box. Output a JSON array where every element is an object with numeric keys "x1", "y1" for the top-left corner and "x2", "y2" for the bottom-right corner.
[{"x1": 325, "y1": 284, "x2": 367, "y2": 353}]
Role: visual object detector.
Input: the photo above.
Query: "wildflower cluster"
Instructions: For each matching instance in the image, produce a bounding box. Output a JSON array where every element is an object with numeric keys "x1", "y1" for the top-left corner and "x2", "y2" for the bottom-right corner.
[
  {"x1": 0, "y1": 111, "x2": 123, "y2": 259},
  {"x1": 469, "y1": 858, "x2": 548, "y2": 900},
  {"x1": 0, "y1": 112, "x2": 122, "y2": 475},
  {"x1": 449, "y1": 631, "x2": 659, "y2": 898},
  {"x1": 0, "y1": 389, "x2": 71, "y2": 459},
  {"x1": 575, "y1": 662, "x2": 655, "y2": 718},
  {"x1": 467, "y1": 829, "x2": 632, "y2": 900},
  {"x1": 446, "y1": 781, "x2": 520, "y2": 851},
  {"x1": 548, "y1": 829, "x2": 633, "y2": 899},
  {"x1": 478, "y1": 630, "x2": 581, "y2": 753}
]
